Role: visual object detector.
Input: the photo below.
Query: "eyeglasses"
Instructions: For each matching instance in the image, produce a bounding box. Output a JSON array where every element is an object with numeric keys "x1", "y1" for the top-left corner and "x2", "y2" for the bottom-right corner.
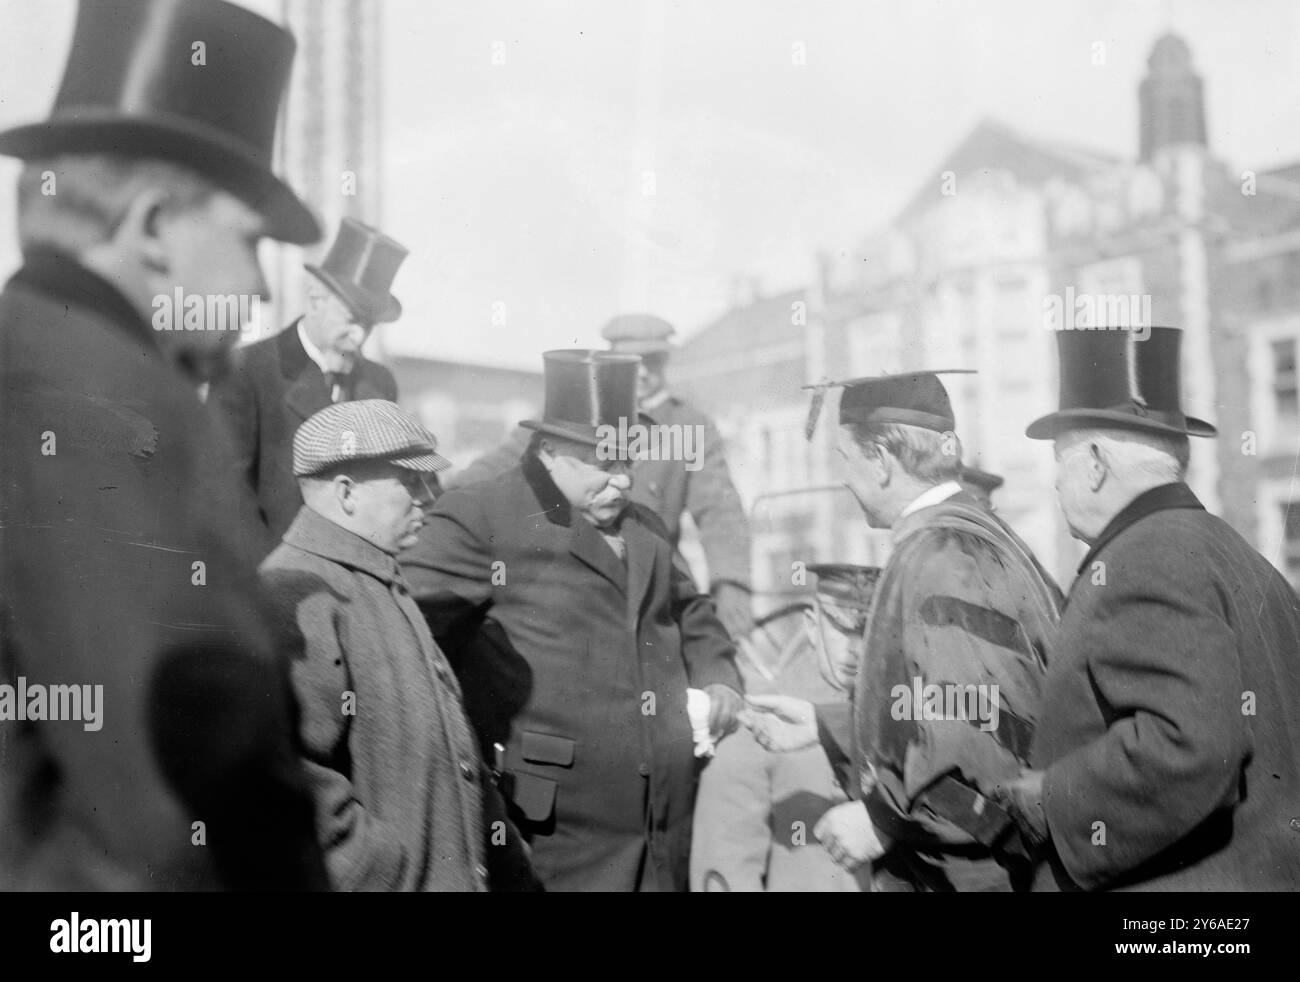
[{"x1": 393, "y1": 469, "x2": 440, "y2": 503}]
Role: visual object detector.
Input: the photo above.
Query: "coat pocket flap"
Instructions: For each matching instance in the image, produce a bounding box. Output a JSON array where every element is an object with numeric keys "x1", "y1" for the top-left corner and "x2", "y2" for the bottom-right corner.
[
  {"x1": 521, "y1": 731, "x2": 576, "y2": 767},
  {"x1": 510, "y1": 772, "x2": 557, "y2": 823}
]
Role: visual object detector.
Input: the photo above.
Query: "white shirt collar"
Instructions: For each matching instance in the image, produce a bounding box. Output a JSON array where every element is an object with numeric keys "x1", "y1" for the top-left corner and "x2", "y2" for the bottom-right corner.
[
  {"x1": 297, "y1": 320, "x2": 331, "y2": 375},
  {"x1": 897, "y1": 480, "x2": 962, "y2": 521}
]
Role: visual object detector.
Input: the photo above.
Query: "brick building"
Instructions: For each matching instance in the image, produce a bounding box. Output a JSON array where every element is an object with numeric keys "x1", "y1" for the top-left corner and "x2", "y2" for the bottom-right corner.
[{"x1": 677, "y1": 33, "x2": 1300, "y2": 594}]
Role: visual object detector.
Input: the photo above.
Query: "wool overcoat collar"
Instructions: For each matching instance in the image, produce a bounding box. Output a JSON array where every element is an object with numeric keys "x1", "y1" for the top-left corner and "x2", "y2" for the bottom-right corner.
[
  {"x1": 1076, "y1": 481, "x2": 1205, "y2": 576},
  {"x1": 281, "y1": 505, "x2": 404, "y2": 586},
  {"x1": 10, "y1": 246, "x2": 151, "y2": 345}
]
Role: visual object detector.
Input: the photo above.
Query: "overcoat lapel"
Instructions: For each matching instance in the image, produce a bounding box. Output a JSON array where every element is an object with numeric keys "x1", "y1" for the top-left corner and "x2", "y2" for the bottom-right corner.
[
  {"x1": 568, "y1": 513, "x2": 628, "y2": 595},
  {"x1": 519, "y1": 449, "x2": 627, "y2": 594},
  {"x1": 276, "y1": 320, "x2": 332, "y2": 422}
]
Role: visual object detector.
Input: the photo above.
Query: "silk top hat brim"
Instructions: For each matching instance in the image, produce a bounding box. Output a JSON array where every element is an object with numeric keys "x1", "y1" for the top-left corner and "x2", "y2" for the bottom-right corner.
[
  {"x1": 303, "y1": 218, "x2": 408, "y2": 324},
  {"x1": 1025, "y1": 407, "x2": 1217, "y2": 440},
  {"x1": 1026, "y1": 326, "x2": 1217, "y2": 440},
  {"x1": 520, "y1": 413, "x2": 657, "y2": 450},
  {"x1": 0, "y1": 114, "x2": 320, "y2": 245},
  {"x1": 304, "y1": 264, "x2": 402, "y2": 325},
  {"x1": 521, "y1": 349, "x2": 642, "y2": 449},
  {"x1": 0, "y1": 0, "x2": 319, "y2": 245}
]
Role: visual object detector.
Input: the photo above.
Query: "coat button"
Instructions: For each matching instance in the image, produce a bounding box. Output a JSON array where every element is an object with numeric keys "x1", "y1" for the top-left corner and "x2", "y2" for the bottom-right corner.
[
  {"x1": 460, "y1": 761, "x2": 474, "y2": 781},
  {"x1": 638, "y1": 763, "x2": 650, "y2": 777},
  {"x1": 1290, "y1": 818, "x2": 1300, "y2": 832}
]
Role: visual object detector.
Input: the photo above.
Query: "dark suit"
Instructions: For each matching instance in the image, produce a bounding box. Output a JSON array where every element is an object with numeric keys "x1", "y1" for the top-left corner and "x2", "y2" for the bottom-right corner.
[
  {"x1": 0, "y1": 247, "x2": 326, "y2": 891},
  {"x1": 208, "y1": 320, "x2": 398, "y2": 546},
  {"x1": 402, "y1": 452, "x2": 742, "y2": 891},
  {"x1": 1031, "y1": 483, "x2": 1300, "y2": 890}
]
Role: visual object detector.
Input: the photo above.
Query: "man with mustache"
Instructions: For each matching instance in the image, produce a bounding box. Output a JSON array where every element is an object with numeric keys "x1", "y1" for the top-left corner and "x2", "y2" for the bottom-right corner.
[
  {"x1": 210, "y1": 218, "x2": 409, "y2": 548},
  {"x1": 259, "y1": 400, "x2": 490, "y2": 891},
  {"x1": 404, "y1": 349, "x2": 743, "y2": 891},
  {"x1": 450, "y1": 314, "x2": 754, "y2": 640}
]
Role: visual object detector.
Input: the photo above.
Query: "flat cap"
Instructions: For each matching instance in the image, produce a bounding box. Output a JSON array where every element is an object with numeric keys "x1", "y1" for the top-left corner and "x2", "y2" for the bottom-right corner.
[
  {"x1": 293, "y1": 399, "x2": 450, "y2": 477},
  {"x1": 600, "y1": 313, "x2": 676, "y2": 355}
]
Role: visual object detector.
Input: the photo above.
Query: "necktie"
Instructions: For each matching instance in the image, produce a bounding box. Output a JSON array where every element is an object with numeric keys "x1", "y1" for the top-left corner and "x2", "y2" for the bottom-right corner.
[
  {"x1": 601, "y1": 529, "x2": 626, "y2": 564},
  {"x1": 324, "y1": 371, "x2": 348, "y2": 403}
]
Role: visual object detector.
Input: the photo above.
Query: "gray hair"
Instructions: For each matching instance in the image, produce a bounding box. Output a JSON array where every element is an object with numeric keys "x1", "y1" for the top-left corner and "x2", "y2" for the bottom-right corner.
[
  {"x1": 846, "y1": 421, "x2": 962, "y2": 484},
  {"x1": 17, "y1": 154, "x2": 218, "y2": 253},
  {"x1": 1067, "y1": 426, "x2": 1189, "y2": 482}
]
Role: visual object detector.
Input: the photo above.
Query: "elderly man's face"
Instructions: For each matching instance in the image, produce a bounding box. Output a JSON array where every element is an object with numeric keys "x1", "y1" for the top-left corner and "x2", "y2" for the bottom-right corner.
[
  {"x1": 155, "y1": 191, "x2": 268, "y2": 378},
  {"x1": 543, "y1": 440, "x2": 633, "y2": 529},
  {"x1": 1053, "y1": 431, "x2": 1105, "y2": 543},
  {"x1": 303, "y1": 278, "x2": 369, "y2": 373},
  {"x1": 347, "y1": 465, "x2": 434, "y2": 554}
]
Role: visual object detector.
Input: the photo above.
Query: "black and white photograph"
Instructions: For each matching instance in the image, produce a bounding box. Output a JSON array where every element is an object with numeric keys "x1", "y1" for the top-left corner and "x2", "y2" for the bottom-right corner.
[{"x1": 0, "y1": 0, "x2": 1297, "y2": 964}]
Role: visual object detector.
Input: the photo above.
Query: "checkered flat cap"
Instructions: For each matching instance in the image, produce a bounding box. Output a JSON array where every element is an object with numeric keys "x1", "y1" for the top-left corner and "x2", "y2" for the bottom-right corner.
[{"x1": 293, "y1": 399, "x2": 451, "y2": 476}]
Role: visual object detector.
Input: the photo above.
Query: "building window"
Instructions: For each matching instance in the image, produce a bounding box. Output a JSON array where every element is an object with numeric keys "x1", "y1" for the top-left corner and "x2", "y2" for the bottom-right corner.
[{"x1": 1272, "y1": 339, "x2": 1298, "y2": 422}]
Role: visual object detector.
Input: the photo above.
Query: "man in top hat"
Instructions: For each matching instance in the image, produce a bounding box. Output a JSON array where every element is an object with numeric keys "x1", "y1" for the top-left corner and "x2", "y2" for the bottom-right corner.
[
  {"x1": 403, "y1": 349, "x2": 744, "y2": 891},
  {"x1": 0, "y1": 0, "x2": 326, "y2": 889},
  {"x1": 691, "y1": 564, "x2": 878, "y2": 892},
  {"x1": 259, "y1": 400, "x2": 491, "y2": 891},
  {"x1": 747, "y1": 371, "x2": 1062, "y2": 891},
  {"x1": 997, "y1": 326, "x2": 1300, "y2": 890},
  {"x1": 210, "y1": 217, "x2": 409, "y2": 547},
  {"x1": 450, "y1": 313, "x2": 754, "y2": 639}
]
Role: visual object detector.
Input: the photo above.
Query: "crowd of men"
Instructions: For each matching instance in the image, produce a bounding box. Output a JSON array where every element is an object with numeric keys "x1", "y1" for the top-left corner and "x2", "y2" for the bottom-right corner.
[{"x1": 2, "y1": 0, "x2": 1299, "y2": 893}]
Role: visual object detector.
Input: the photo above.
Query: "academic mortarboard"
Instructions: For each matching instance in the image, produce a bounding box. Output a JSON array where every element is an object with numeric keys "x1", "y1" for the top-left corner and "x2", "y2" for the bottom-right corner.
[{"x1": 803, "y1": 370, "x2": 975, "y2": 440}]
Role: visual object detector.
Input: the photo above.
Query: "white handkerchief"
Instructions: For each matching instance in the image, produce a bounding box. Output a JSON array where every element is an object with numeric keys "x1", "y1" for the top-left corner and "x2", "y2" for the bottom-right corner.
[{"x1": 687, "y1": 687, "x2": 715, "y2": 758}]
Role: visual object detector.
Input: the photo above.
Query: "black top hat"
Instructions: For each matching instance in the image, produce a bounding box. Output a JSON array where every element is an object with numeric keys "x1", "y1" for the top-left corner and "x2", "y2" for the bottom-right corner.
[
  {"x1": 803, "y1": 369, "x2": 974, "y2": 439},
  {"x1": 521, "y1": 349, "x2": 641, "y2": 447},
  {"x1": 305, "y1": 219, "x2": 408, "y2": 325},
  {"x1": 1026, "y1": 327, "x2": 1216, "y2": 440},
  {"x1": 0, "y1": 0, "x2": 319, "y2": 245}
]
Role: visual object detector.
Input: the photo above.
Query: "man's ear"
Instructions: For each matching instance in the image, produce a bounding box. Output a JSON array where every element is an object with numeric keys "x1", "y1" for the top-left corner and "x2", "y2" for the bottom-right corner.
[
  {"x1": 113, "y1": 188, "x2": 173, "y2": 277},
  {"x1": 334, "y1": 474, "x2": 358, "y2": 515},
  {"x1": 1087, "y1": 442, "x2": 1108, "y2": 492}
]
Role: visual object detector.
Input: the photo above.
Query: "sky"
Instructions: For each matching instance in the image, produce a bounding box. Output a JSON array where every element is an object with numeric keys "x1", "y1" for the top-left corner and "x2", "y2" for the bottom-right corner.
[{"x1": 2, "y1": 0, "x2": 1299, "y2": 368}]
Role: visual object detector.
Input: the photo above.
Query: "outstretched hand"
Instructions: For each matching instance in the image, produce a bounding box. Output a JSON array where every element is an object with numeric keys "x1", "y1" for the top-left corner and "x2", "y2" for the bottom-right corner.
[{"x1": 742, "y1": 694, "x2": 819, "y2": 752}]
